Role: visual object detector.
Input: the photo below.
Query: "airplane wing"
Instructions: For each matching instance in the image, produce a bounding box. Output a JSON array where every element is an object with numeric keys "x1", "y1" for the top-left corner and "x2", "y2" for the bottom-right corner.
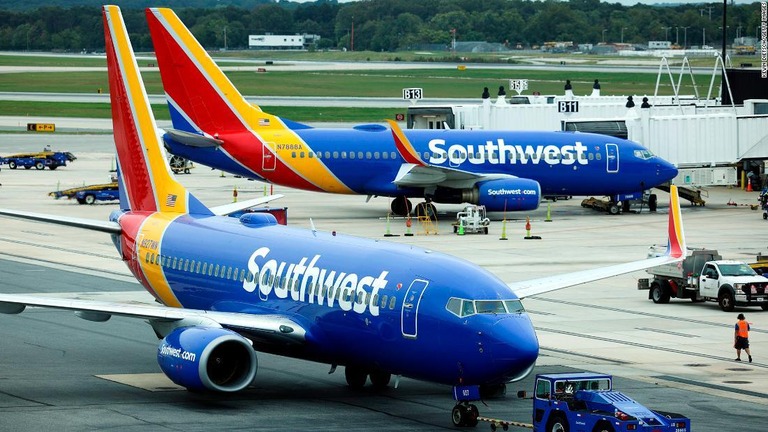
[
  {"x1": 510, "y1": 186, "x2": 686, "y2": 299},
  {"x1": 0, "y1": 293, "x2": 306, "y2": 345},
  {"x1": 209, "y1": 194, "x2": 285, "y2": 217}
]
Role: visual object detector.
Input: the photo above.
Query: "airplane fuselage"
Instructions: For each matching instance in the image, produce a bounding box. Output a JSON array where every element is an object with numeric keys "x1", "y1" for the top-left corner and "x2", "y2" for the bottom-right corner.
[
  {"x1": 165, "y1": 125, "x2": 678, "y2": 201},
  {"x1": 111, "y1": 210, "x2": 539, "y2": 386}
]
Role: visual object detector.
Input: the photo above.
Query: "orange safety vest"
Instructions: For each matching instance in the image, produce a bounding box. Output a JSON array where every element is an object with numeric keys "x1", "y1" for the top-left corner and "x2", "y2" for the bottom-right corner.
[{"x1": 736, "y1": 320, "x2": 750, "y2": 338}]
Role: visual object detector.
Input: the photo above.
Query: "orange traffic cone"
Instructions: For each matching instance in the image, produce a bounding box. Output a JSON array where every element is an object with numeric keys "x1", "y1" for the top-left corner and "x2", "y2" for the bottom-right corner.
[{"x1": 747, "y1": 180, "x2": 753, "y2": 192}]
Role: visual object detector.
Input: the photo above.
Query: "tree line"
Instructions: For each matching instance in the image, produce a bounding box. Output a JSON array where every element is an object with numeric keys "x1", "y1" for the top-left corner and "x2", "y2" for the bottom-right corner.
[{"x1": 0, "y1": 0, "x2": 762, "y2": 53}]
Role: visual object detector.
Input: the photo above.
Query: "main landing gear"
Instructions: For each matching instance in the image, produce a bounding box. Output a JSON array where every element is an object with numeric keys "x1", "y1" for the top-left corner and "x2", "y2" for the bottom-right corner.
[
  {"x1": 390, "y1": 196, "x2": 437, "y2": 221},
  {"x1": 344, "y1": 365, "x2": 392, "y2": 390}
]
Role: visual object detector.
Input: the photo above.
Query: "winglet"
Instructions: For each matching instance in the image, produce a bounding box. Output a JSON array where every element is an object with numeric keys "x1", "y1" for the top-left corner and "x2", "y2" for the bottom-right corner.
[
  {"x1": 666, "y1": 185, "x2": 686, "y2": 259},
  {"x1": 387, "y1": 119, "x2": 426, "y2": 166}
]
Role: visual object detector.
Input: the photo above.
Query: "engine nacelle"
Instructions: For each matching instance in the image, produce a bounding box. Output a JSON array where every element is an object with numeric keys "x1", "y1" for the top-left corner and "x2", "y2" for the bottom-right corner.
[
  {"x1": 157, "y1": 326, "x2": 257, "y2": 392},
  {"x1": 433, "y1": 178, "x2": 540, "y2": 212}
]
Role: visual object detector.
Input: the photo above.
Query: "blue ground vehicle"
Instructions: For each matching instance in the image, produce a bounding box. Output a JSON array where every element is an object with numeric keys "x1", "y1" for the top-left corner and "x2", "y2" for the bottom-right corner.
[
  {"x1": 473, "y1": 372, "x2": 690, "y2": 432},
  {"x1": 0, "y1": 151, "x2": 76, "y2": 170},
  {"x1": 49, "y1": 182, "x2": 119, "y2": 204}
]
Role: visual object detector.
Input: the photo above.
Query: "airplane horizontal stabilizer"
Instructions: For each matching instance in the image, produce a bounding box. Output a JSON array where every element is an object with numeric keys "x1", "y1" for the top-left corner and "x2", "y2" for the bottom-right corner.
[
  {"x1": 0, "y1": 208, "x2": 121, "y2": 234},
  {"x1": 209, "y1": 194, "x2": 285, "y2": 216},
  {"x1": 510, "y1": 185, "x2": 685, "y2": 299},
  {"x1": 165, "y1": 128, "x2": 223, "y2": 148}
]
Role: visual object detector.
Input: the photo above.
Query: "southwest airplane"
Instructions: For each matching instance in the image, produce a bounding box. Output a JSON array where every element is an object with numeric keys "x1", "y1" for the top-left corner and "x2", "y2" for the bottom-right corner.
[
  {"x1": 0, "y1": 6, "x2": 686, "y2": 428},
  {"x1": 147, "y1": 7, "x2": 678, "y2": 217}
]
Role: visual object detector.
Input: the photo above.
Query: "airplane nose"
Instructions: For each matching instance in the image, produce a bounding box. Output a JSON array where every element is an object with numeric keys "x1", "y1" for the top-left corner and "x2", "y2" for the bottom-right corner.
[
  {"x1": 658, "y1": 159, "x2": 678, "y2": 182},
  {"x1": 489, "y1": 316, "x2": 539, "y2": 382}
]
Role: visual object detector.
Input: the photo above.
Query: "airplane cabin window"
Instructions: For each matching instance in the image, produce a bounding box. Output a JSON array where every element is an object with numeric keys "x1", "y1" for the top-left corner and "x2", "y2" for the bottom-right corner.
[
  {"x1": 357, "y1": 152, "x2": 364, "y2": 159},
  {"x1": 184, "y1": 259, "x2": 189, "y2": 272},
  {"x1": 332, "y1": 151, "x2": 338, "y2": 159},
  {"x1": 350, "y1": 152, "x2": 356, "y2": 159},
  {"x1": 595, "y1": 152, "x2": 602, "y2": 160},
  {"x1": 382, "y1": 152, "x2": 389, "y2": 160},
  {"x1": 365, "y1": 151, "x2": 372, "y2": 159},
  {"x1": 240, "y1": 269, "x2": 246, "y2": 282},
  {"x1": 145, "y1": 252, "x2": 150, "y2": 263},
  {"x1": 172, "y1": 257, "x2": 178, "y2": 270},
  {"x1": 341, "y1": 152, "x2": 347, "y2": 159},
  {"x1": 389, "y1": 296, "x2": 396, "y2": 310},
  {"x1": 423, "y1": 152, "x2": 429, "y2": 160},
  {"x1": 202, "y1": 262, "x2": 207, "y2": 274},
  {"x1": 300, "y1": 152, "x2": 305, "y2": 158},
  {"x1": 308, "y1": 152, "x2": 314, "y2": 158},
  {"x1": 291, "y1": 152, "x2": 296, "y2": 158},
  {"x1": 390, "y1": 152, "x2": 396, "y2": 160},
  {"x1": 588, "y1": 153, "x2": 594, "y2": 160},
  {"x1": 374, "y1": 152, "x2": 380, "y2": 159},
  {"x1": 381, "y1": 294, "x2": 388, "y2": 307},
  {"x1": 226, "y1": 267, "x2": 232, "y2": 279},
  {"x1": 372, "y1": 293, "x2": 379, "y2": 306},
  {"x1": 214, "y1": 264, "x2": 219, "y2": 277}
]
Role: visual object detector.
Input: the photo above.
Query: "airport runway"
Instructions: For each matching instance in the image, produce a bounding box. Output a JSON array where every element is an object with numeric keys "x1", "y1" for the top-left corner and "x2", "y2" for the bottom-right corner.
[{"x1": 1, "y1": 132, "x2": 767, "y2": 430}]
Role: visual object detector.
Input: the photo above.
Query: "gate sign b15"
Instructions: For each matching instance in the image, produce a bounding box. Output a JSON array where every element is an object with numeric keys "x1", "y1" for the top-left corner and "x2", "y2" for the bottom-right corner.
[{"x1": 402, "y1": 88, "x2": 423, "y2": 100}]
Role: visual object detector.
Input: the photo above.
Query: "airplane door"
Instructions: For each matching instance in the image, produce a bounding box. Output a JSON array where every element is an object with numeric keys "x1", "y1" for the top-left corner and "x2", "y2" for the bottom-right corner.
[
  {"x1": 401, "y1": 279, "x2": 429, "y2": 339},
  {"x1": 263, "y1": 142, "x2": 276, "y2": 171},
  {"x1": 605, "y1": 143, "x2": 619, "y2": 173}
]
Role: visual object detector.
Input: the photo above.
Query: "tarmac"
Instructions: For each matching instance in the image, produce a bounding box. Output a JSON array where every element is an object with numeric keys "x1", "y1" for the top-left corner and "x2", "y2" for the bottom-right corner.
[{"x1": 1, "y1": 131, "x2": 767, "y2": 430}]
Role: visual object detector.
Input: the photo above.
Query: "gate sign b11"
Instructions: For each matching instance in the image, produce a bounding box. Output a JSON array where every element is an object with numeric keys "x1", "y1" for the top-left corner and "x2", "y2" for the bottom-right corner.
[
  {"x1": 402, "y1": 88, "x2": 423, "y2": 100},
  {"x1": 558, "y1": 100, "x2": 579, "y2": 113}
]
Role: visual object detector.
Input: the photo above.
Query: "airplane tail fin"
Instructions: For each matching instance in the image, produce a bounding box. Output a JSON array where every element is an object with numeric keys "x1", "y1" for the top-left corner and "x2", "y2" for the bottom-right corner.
[
  {"x1": 103, "y1": 5, "x2": 211, "y2": 216},
  {"x1": 146, "y1": 7, "x2": 280, "y2": 136}
]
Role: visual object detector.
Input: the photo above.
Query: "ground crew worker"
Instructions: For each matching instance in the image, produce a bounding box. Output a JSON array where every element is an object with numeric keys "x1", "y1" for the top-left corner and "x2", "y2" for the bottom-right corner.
[{"x1": 734, "y1": 313, "x2": 752, "y2": 362}]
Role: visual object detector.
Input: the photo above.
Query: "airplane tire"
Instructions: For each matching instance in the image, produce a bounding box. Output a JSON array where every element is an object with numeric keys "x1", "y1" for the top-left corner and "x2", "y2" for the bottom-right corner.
[
  {"x1": 344, "y1": 366, "x2": 367, "y2": 389},
  {"x1": 648, "y1": 194, "x2": 658, "y2": 212},
  {"x1": 451, "y1": 404, "x2": 467, "y2": 427},
  {"x1": 390, "y1": 197, "x2": 412, "y2": 216},
  {"x1": 369, "y1": 370, "x2": 391, "y2": 389}
]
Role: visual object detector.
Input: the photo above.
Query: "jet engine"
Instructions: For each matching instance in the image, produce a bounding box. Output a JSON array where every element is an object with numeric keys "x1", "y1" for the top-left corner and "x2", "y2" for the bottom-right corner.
[
  {"x1": 157, "y1": 326, "x2": 257, "y2": 392},
  {"x1": 433, "y1": 178, "x2": 540, "y2": 212}
]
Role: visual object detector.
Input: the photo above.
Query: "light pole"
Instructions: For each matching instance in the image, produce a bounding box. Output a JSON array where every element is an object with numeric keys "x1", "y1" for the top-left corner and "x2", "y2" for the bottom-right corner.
[
  {"x1": 662, "y1": 26, "x2": 671, "y2": 42},
  {"x1": 602, "y1": 28, "x2": 607, "y2": 43},
  {"x1": 703, "y1": 27, "x2": 706, "y2": 47},
  {"x1": 675, "y1": 27, "x2": 679, "y2": 45},
  {"x1": 621, "y1": 27, "x2": 627, "y2": 44},
  {"x1": 223, "y1": 26, "x2": 227, "y2": 50},
  {"x1": 682, "y1": 26, "x2": 690, "y2": 49}
]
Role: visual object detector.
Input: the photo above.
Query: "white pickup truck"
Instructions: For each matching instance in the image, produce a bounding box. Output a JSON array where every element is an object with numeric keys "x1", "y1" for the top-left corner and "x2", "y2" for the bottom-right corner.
[{"x1": 639, "y1": 247, "x2": 768, "y2": 311}]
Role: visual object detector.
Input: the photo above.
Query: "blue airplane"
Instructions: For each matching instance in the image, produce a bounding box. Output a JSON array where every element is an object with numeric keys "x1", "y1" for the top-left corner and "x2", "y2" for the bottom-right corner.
[
  {"x1": 147, "y1": 7, "x2": 678, "y2": 217},
  {"x1": 0, "y1": 6, "x2": 686, "y2": 428}
]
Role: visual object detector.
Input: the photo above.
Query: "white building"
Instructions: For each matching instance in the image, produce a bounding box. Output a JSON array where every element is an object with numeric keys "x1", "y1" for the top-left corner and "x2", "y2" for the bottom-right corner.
[{"x1": 248, "y1": 34, "x2": 320, "y2": 50}]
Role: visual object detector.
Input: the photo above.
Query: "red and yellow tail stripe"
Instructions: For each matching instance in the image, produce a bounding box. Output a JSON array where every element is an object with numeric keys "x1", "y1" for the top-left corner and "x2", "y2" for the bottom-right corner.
[
  {"x1": 387, "y1": 120, "x2": 425, "y2": 166},
  {"x1": 104, "y1": 5, "x2": 190, "y2": 214}
]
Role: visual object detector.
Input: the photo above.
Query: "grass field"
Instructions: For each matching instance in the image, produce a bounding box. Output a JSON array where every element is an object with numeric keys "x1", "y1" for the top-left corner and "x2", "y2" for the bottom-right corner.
[
  {"x1": 0, "y1": 51, "x2": 736, "y2": 121},
  {"x1": 0, "y1": 101, "x2": 400, "y2": 123}
]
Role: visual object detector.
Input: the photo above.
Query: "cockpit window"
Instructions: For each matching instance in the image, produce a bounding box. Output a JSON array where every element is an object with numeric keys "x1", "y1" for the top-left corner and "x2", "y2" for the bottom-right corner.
[
  {"x1": 461, "y1": 300, "x2": 476, "y2": 317},
  {"x1": 504, "y1": 300, "x2": 525, "y2": 314},
  {"x1": 446, "y1": 298, "x2": 462, "y2": 316},
  {"x1": 633, "y1": 149, "x2": 654, "y2": 160},
  {"x1": 446, "y1": 297, "x2": 526, "y2": 317},
  {"x1": 476, "y1": 300, "x2": 506, "y2": 314}
]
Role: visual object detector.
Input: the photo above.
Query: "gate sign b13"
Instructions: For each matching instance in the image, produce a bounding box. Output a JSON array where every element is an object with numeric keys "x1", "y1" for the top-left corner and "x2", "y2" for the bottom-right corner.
[{"x1": 402, "y1": 88, "x2": 423, "y2": 100}]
